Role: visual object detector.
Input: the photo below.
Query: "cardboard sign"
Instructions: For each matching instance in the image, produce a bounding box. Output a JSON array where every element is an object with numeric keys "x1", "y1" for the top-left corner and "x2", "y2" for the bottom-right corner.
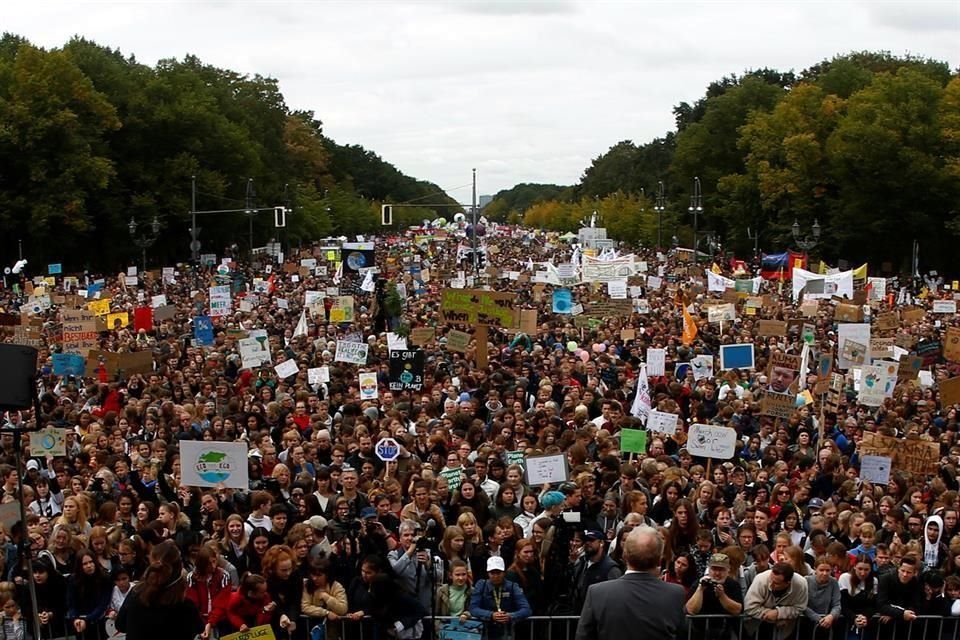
[
  {"x1": 757, "y1": 320, "x2": 787, "y2": 337},
  {"x1": 901, "y1": 307, "x2": 926, "y2": 324},
  {"x1": 944, "y1": 327, "x2": 960, "y2": 363},
  {"x1": 875, "y1": 312, "x2": 900, "y2": 332},
  {"x1": 841, "y1": 340, "x2": 867, "y2": 366},
  {"x1": 869, "y1": 337, "x2": 895, "y2": 359},
  {"x1": 409, "y1": 327, "x2": 436, "y2": 347},
  {"x1": 761, "y1": 391, "x2": 797, "y2": 419},
  {"x1": 800, "y1": 300, "x2": 819, "y2": 318},
  {"x1": 445, "y1": 329, "x2": 471, "y2": 353},
  {"x1": 519, "y1": 309, "x2": 538, "y2": 335},
  {"x1": 29, "y1": 427, "x2": 66, "y2": 457},
  {"x1": 835, "y1": 303, "x2": 863, "y2": 323},
  {"x1": 859, "y1": 431, "x2": 938, "y2": 477},
  {"x1": 898, "y1": 355, "x2": 923, "y2": 381},
  {"x1": 940, "y1": 376, "x2": 960, "y2": 408},
  {"x1": 61, "y1": 309, "x2": 98, "y2": 356}
]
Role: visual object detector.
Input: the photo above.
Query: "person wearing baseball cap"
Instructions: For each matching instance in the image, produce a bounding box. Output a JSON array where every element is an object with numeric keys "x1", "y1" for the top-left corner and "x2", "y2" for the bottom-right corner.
[
  {"x1": 572, "y1": 530, "x2": 622, "y2": 613},
  {"x1": 685, "y1": 552, "x2": 743, "y2": 637},
  {"x1": 468, "y1": 556, "x2": 532, "y2": 639}
]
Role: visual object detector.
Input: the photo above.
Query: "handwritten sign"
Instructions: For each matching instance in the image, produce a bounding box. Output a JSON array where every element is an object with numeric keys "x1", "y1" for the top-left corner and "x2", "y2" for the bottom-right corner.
[
  {"x1": 524, "y1": 453, "x2": 569, "y2": 486},
  {"x1": 61, "y1": 309, "x2": 98, "y2": 356},
  {"x1": 647, "y1": 410, "x2": 679, "y2": 435},
  {"x1": 410, "y1": 327, "x2": 436, "y2": 346},
  {"x1": 29, "y1": 427, "x2": 66, "y2": 457},
  {"x1": 445, "y1": 329, "x2": 471, "y2": 353},
  {"x1": 761, "y1": 391, "x2": 797, "y2": 419},
  {"x1": 859, "y1": 455, "x2": 892, "y2": 485},
  {"x1": 859, "y1": 431, "x2": 938, "y2": 477},
  {"x1": 440, "y1": 289, "x2": 517, "y2": 328},
  {"x1": 933, "y1": 300, "x2": 957, "y2": 314},
  {"x1": 686, "y1": 424, "x2": 737, "y2": 460},
  {"x1": 334, "y1": 340, "x2": 368, "y2": 365}
]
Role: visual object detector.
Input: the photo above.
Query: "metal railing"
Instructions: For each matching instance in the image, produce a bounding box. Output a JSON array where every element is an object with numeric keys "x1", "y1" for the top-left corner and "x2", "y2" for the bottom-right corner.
[{"x1": 290, "y1": 613, "x2": 960, "y2": 640}]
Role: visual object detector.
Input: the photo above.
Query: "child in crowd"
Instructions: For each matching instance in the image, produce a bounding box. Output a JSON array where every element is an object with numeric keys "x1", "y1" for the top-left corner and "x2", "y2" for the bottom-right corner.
[
  {"x1": 108, "y1": 566, "x2": 135, "y2": 619},
  {"x1": 0, "y1": 582, "x2": 23, "y2": 640}
]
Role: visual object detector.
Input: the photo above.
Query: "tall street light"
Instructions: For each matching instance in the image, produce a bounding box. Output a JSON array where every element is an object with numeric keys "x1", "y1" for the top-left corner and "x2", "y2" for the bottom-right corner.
[
  {"x1": 689, "y1": 177, "x2": 703, "y2": 263},
  {"x1": 128, "y1": 216, "x2": 161, "y2": 273},
  {"x1": 654, "y1": 181, "x2": 666, "y2": 250},
  {"x1": 792, "y1": 218, "x2": 821, "y2": 263}
]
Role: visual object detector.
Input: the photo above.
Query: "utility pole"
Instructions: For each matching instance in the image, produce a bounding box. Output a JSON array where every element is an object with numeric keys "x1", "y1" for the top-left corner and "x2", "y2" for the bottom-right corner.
[
  {"x1": 245, "y1": 178, "x2": 256, "y2": 255},
  {"x1": 190, "y1": 176, "x2": 200, "y2": 263}
]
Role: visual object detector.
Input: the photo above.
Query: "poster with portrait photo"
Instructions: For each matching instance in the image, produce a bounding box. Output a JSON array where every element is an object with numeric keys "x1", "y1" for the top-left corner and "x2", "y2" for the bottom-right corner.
[{"x1": 767, "y1": 352, "x2": 802, "y2": 395}]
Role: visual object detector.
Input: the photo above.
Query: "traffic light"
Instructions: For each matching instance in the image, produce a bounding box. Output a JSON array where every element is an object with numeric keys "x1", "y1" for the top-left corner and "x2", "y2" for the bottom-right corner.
[
  {"x1": 381, "y1": 204, "x2": 393, "y2": 226},
  {"x1": 274, "y1": 206, "x2": 287, "y2": 228}
]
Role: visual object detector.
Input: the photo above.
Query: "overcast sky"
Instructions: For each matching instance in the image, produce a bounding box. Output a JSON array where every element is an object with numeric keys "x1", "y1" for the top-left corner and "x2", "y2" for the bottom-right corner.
[{"x1": 5, "y1": 1, "x2": 958, "y2": 201}]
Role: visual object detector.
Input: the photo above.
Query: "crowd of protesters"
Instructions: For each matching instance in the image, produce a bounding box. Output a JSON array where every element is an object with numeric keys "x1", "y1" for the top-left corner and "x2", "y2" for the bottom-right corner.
[{"x1": 0, "y1": 223, "x2": 958, "y2": 640}]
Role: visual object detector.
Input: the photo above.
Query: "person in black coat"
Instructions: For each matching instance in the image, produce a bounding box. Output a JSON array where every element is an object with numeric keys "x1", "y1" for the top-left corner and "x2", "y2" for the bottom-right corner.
[
  {"x1": 116, "y1": 540, "x2": 203, "y2": 640},
  {"x1": 67, "y1": 552, "x2": 112, "y2": 640},
  {"x1": 877, "y1": 556, "x2": 923, "y2": 636},
  {"x1": 19, "y1": 557, "x2": 67, "y2": 639}
]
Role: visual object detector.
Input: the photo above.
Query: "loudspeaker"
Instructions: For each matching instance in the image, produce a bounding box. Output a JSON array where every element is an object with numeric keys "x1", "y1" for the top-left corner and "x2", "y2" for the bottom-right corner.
[{"x1": 0, "y1": 344, "x2": 38, "y2": 410}]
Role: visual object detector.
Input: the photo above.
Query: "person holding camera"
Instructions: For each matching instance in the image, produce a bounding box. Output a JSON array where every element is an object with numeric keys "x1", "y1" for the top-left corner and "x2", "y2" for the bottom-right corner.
[
  {"x1": 387, "y1": 519, "x2": 436, "y2": 611},
  {"x1": 685, "y1": 553, "x2": 744, "y2": 640}
]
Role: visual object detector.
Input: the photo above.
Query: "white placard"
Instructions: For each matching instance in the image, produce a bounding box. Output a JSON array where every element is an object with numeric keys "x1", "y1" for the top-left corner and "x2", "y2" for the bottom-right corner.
[
  {"x1": 933, "y1": 300, "x2": 957, "y2": 314},
  {"x1": 387, "y1": 332, "x2": 408, "y2": 351},
  {"x1": 151, "y1": 294, "x2": 167, "y2": 308},
  {"x1": 180, "y1": 441, "x2": 249, "y2": 490},
  {"x1": 647, "y1": 275, "x2": 663, "y2": 290},
  {"x1": 335, "y1": 340, "x2": 369, "y2": 365},
  {"x1": 571, "y1": 303, "x2": 584, "y2": 316},
  {"x1": 524, "y1": 453, "x2": 569, "y2": 486},
  {"x1": 29, "y1": 427, "x2": 66, "y2": 457},
  {"x1": 838, "y1": 323, "x2": 871, "y2": 370},
  {"x1": 239, "y1": 337, "x2": 272, "y2": 369},
  {"x1": 359, "y1": 372, "x2": 378, "y2": 400},
  {"x1": 707, "y1": 303, "x2": 737, "y2": 323},
  {"x1": 308, "y1": 366, "x2": 330, "y2": 385},
  {"x1": 209, "y1": 285, "x2": 232, "y2": 317},
  {"x1": 305, "y1": 291, "x2": 324, "y2": 306},
  {"x1": 274, "y1": 358, "x2": 299, "y2": 379},
  {"x1": 859, "y1": 455, "x2": 892, "y2": 485},
  {"x1": 558, "y1": 264, "x2": 576, "y2": 279},
  {"x1": 276, "y1": 298, "x2": 289, "y2": 310},
  {"x1": 691, "y1": 355, "x2": 715, "y2": 381},
  {"x1": 686, "y1": 424, "x2": 737, "y2": 460},
  {"x1": 647, "y1": 410, "x2": 679, "y2": 435},
  {"x1": 607, "y1": 281, "x2": 627, "y2": 299},
  {"x1": 646, "y1": 348, "x2": 666, "y2": 377}
]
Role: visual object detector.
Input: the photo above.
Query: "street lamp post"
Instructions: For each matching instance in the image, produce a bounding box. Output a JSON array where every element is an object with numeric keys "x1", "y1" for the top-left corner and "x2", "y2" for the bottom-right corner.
[
  {"x1": 747, "y1": 227, "x2": 760, "y2": 259},
  {"x1": 688, "y1": 177, "x2": 703, "y2": 263},
  {"x1": 654, "y1": 181, "x2": 666, "y2": 250},
  {"x1": 792, "y1": 218, "x2": 821, "y2": 262},
  {"x1": 128, "y1": 216, "x2": 161, "y2": 273}
]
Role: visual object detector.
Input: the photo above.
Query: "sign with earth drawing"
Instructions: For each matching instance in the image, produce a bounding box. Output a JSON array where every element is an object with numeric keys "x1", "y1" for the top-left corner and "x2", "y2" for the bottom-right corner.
[{"x1": 179, "y1": 441, "x2": 249, "y2": 489}]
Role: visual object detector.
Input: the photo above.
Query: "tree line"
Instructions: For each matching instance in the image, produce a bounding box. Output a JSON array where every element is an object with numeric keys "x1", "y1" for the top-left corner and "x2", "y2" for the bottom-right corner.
[
  {"x1": 486, "y1": 52, "x2": 960, "y2": 272},
  {"x1": 0, "y1": 34, "x2": 458, "y2": 271}
]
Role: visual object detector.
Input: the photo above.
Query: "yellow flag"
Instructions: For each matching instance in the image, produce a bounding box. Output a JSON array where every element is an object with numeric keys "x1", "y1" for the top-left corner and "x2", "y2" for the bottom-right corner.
[
  {"x1": 679, "y1": 291, "x2": 698, "y2": 346},
  {"x1": 853, "y1": 263, "x2": 868, "y2": 279},
  {"x1": 817, "y1": 260, "x2": 829, "y2": 275},
  {"x1": 711, "y1": 262, "x2": 722, "y2": 274}
]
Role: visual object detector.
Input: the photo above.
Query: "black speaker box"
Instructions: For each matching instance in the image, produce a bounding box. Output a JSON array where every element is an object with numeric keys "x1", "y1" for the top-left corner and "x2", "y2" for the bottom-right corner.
[{"x1": 0, "y1": 344, "x2": 38, "y2": 410}]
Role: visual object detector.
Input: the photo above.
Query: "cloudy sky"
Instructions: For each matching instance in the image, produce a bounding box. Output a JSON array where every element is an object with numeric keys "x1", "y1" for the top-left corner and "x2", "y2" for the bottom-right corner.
[{"x1": 5, "y1": 1, "x2": 958, "y2": 200}]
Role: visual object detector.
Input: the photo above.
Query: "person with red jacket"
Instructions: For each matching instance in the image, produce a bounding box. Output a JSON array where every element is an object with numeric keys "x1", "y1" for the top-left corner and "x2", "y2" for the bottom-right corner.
[
  {"x1": 185, "y1": 547, "x2": 232, "y2": 627},
  {"x1": 223, "y1": 574, "x2": 272, "y2": 634}
]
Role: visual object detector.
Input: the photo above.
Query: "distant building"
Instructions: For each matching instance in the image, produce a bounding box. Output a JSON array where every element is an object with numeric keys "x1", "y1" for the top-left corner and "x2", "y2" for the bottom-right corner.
[{"x1": 478, "y1": 195, "x2": 493, "y2": 209}]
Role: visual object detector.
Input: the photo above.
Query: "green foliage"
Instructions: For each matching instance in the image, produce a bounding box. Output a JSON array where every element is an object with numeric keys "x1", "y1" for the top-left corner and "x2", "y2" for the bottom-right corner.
[
  {"x1": 483, "y1": 183, "x2": 573, "y2": 223},
  {"x1": 0, "y1": 34, "x2": 454, "y2": 270}
]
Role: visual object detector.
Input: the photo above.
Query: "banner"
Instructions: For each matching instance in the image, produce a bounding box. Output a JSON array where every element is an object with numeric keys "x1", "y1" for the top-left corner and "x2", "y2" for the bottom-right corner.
[
  {"x1": 792, "y1": 268, "x2": 854, "y2": 301},
  {"x1": 440, "y1": 289, "x2": 517, "y2": 328},
  {"x1": 389, "y1": 349, "x2": 425, "y2": 391},
  {"x1": 629, "y1": 364, "x2": 651, "y2": 424},
  {"x1": 180, "y1": 441, "x2": 250, "y2": 490},
  {"x1": 52, "y1": 353, "x2": 85, "y2": 377},
  {"x1": 581, "y1": 254, "x2": 638, "y2": 282}
]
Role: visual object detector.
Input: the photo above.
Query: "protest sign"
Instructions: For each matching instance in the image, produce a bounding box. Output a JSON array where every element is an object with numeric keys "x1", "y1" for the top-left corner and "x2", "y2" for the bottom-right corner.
[
  {"x1": 646, "y1": 348, "x2": 666, "y2": 376},
  {"x1": 840, "y1": 340, "x2": 867, "y2": 366},
  {"x1": 719, "y1": 344, "x2": 754, "y2": 370},
  {"x1": 767, "y1": 352, "x2": 802, "y2": 394},
  {"x1": 506, "y1": 450, "x2": 526, "y2": 470},
  {"x1": 707, "y1": 303, "x2": 736, "y2": 323},
  {"x1": 239, "y1": 337, "x2": 272, "y2": 369},
  {"x1": 524, "y1": 453, "x2": 569, "y2": 485},
  {"x1": 410, "y1": 327, "x2": 436, "y2": 346},
  {"x1": 440, "y1": 289, "x2": 518, "y2": 328},
  {"x1": 274, "y1": 358, "x2": 299, "y2": 380},
  {"x1": 690, "y1": 355, "x2": 714, "y2": 381},
  {"x1": 944, "y1": 327, "x2": 960, "y2": 363},
  {"x1": 860, "y1": 431, "x2": 938, "y2": 477},
  {"x1": 757, "y1": 320, "x2": 787, "y2": 337},
  {"x1": 389, "y1": 349, "x2": 425, "y2": 391},
  {"x1": 869, "y1": 337, "x2": 895, "y2": 359},
  {"x1": 940, "y1": 376, "x2": 960, "y2": 408},
  {"x1": 334, "y1": 341, "x2": 368, "y2": 365},
  {"x1": 358, "y1": 372, "x2": 378, "y2": 400},
  {"x1": 901, "y1": 307, "x2": 926, "y2": 324},
  {"x1": 858, "y1": 364, "x2": 892, "y2": 406},
  {"x1": 762, "y1": 391, "x2": 797, "y2": 419},
  {"x1": 552, "y1": 289, "x2": 572, "y2": 314},
  {"x1": 209, "y1": 285, "x2": 232, "y2": 317},
  {"x1": 61, "y1": 309, "x2": 98, "y2": 356},
  {"x1": 647, "y1": 410, "x2": 679, "y2": 435},
  {"x1": 875, "y1": 312, "x2": 900, "y2": 331},
  {"x1": 29, "y1": 427, "x2": 66, "y2": 457},
  {"x1": 308, "y1": 366, "x2": 330, "y2": 385},
  {"x1": 133, "y1": 307, "x2": 153, "y2": 332},
  {"x1": 106, "y1": 312, "x2": 129, "y2": 329},
  {"x1": 445, "y1": 329, "x2": 471, "y2": 353},
  {"x1": 180, "y1": 441, "x2": 250, "y2": 489},
  {"x1": 329, "y1": 296, "x2": 355, "y2": 323},
  {"x1": 439, "y1": 468, "x2": 462, "y2": 492},
  {"x1": 859, "y1": 455, "x2": 892, "y2": 485},
  {"x1": 52, "y1": 353, "x2": 85, "y2": 377},
  {"x1": 686, "y1": 424, "x2": 737, "y2": 459},
  {"x1": 620, "y1": 429, "x2": 647, "y2": 454},
  {"x1": 607, "y1": 281, "x2": 627, "y2": 299},
  {"x1": 933, "y1": 300, "x2": 957, "y2": 314},
  {"x1": 154, "y1": 304, "x2": 178, "y2": 322},
  {"x1": 87, "y1": 298, "x2": 111, "y2": 316},
  {"x1": 194, "y1": 315, "x2": 215, "y2": 346}
]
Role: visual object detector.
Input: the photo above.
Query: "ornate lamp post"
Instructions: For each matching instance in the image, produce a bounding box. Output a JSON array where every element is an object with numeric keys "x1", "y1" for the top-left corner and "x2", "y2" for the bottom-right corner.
[{"x1": 128, "y1": 216, "x2": 161, "y2": 273}]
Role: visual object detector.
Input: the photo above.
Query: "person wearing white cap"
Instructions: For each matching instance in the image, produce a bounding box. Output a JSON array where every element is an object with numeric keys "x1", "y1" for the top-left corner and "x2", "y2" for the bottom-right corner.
[{"x1": 468, "y1": 556, "x2": 531, "y2": 639}]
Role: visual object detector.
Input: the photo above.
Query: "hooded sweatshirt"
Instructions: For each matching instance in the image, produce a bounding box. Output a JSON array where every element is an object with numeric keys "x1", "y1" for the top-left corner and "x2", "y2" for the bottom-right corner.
[{"x1": 923, "y1": 514, "x2": 948, "y2": 572}]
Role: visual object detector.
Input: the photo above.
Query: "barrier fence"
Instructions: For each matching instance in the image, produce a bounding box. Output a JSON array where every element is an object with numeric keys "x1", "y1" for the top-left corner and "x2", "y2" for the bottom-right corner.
[{"x1": 18, "y1": 613, "x2": 960, "y2": 639}]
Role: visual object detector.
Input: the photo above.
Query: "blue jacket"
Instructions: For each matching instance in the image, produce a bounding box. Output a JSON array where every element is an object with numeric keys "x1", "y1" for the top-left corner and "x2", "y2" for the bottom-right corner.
[{"x1": 469, "y1": 578, "x2": 532, "y2": 638}]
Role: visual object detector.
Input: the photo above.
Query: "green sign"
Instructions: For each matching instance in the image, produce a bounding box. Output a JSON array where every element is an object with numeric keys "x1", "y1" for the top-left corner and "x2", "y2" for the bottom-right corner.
[
  {"x1": 620, "y1": 429, "x2": 647, "y2": 454},
  {"x1": 506, "y1": 450, "x2": 525, "y2": 469},
  {"x1": 439, "y1": 468, "x2": 462, "y2": 492}
]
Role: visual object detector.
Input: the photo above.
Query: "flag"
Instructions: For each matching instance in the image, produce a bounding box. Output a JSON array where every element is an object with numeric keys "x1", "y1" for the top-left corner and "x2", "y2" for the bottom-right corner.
[
  {"x1": 630, "y1": 364, "x2": 651, "y2": 425},
  {"x1": 679, "y1": 291, "x2": 698, "y2": 346},
  {"x1": 266, "y1": 273, "x2": 277, "y2": 294},
  {"x1": 853, "y1": 263, "x2": 868, "y2": 290},
  {"x1": 817, "y1": 260, "x2": 829, "y2": 275},
  {"x1": 293, "y1": 309, "x2": 308, "y2": 339},
  {"x1": 760, "y1": 252, "x2": 789, "y2": 280},
  {"x1": 711, "y1": 262, "x2": 722, "y2": 274},
  {"x1": 798, "y1": 342, "x2": 810, "y2": 391}
]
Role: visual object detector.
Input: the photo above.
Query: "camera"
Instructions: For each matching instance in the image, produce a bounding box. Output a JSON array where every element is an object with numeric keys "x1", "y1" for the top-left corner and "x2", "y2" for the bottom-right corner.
[
  {"x1": 700, "y1": 576, "x2": 718, "y2": 588},
  {"x1": 415, "y1": 536, "x2": 436, "y2": 552}
]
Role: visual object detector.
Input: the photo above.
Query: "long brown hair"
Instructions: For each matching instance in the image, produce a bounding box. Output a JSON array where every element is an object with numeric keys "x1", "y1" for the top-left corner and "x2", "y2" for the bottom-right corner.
[{"x1": 136, "y1": 540, "x2": 186, "y2": 606}]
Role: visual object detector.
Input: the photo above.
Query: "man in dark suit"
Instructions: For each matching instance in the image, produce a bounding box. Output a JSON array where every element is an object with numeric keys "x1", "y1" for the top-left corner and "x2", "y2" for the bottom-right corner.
[{"x1": 576, "y1": 525, "x2": 687, "y2": 640}]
